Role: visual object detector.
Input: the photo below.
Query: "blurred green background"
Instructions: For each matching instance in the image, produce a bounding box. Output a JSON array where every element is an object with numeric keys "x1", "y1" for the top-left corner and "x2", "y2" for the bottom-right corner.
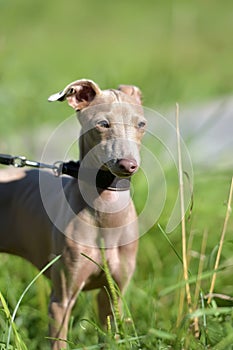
[
  {"x1": 0, "y1": 1, "x2": 233, "y2": 349},
  {"x1": 0, "y1": 0, "x2": 233, "y2": 134}
]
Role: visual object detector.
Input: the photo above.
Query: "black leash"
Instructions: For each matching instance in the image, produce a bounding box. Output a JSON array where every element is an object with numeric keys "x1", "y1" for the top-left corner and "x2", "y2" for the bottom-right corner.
[
  {"x1": 0, "y1": 154, "x2": 63, "y2": 176},
  {"x1": 0, "y1": 154, "x2": 130, "y2": 191}
]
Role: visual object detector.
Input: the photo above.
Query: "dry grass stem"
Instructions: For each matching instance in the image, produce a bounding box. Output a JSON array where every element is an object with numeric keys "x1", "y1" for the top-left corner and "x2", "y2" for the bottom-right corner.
[
  {"x1": 187, "y1": 229, "x2": 196, "y2": 267},
  {"x1": 176, "y1": 228, "x2": 195, "y2": 327},
  {"x1": 176, "y1": 274, "x2": 185, "y2": 327},
  {"x1": 207, "y1": 177, "x2": 233, "y2": 305},
  {"x1": 176, "y1": 103, "x2": 193, "y2": 314},
  {"x1": 194, "y1": 229, "x2": 208, "y2": 308},
  {"x1": 193, "y1": 229, "x2": 208, "y2": 337}
]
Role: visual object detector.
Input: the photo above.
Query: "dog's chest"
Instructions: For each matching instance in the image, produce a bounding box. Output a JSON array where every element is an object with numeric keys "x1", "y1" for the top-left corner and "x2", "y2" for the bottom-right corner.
[
  {"x1": 82, "y1": 247, "x2": 123, "y2": 291},
  {"x1": 65, "y1": 189, "x2": 136, "y2": 248},
  {"x1": 93, "y1": 190, "x2": 133, "y2": 226}
]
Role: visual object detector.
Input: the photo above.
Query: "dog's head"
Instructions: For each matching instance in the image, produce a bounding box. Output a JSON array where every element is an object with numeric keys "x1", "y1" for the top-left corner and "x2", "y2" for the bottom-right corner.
[{"x1": 48, "y1": 79, "x2": 146, "y2": 178}]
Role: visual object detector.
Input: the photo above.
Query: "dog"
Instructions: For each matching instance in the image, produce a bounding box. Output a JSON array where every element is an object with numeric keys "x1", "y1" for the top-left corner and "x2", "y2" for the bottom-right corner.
[{"x1": 0, "y1": 79, "x2": 146, "y2": 349}]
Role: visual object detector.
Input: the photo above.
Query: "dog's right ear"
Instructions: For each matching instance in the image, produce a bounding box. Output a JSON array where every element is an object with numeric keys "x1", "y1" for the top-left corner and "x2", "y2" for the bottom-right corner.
[
  {"x1": 118, "y1": 85, "x2": 142, "y2": 105},
  {"x1": 48, "y1": 79, "x2": 102, "y2": 110}
]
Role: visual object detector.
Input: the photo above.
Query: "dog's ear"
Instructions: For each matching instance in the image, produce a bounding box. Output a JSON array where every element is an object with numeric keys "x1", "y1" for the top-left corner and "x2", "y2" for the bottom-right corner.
[
  {"x1": 48, "y1": 79, "x2": 102, "y2": 110},
  {"x1": 118, "y1": 85, "x2": 142, "y2": 105}
]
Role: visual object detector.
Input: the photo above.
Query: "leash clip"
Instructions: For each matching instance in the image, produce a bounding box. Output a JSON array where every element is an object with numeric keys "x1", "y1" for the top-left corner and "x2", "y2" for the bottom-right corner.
[
  {"x1": 12, "y1": 156, "x2": 27, "y2": 168},
  {"x1": 52, "y1": 161, "x2": 64, "y2": 177}
]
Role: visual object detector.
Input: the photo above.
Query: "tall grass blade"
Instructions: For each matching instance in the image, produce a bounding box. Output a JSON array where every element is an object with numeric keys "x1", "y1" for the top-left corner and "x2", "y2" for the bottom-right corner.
[
  {"x1": 83, "y1": 245, "x2": 128, "y2": 338},
  {"x1": 7, "y1": 254, "x2": 61, "y2": 349},
  {"x1": 0, "y1": 291, "x2": 27, "y2": 350},
  {"x1": 193, "y1": 229, "x2": 208, "y2": 337},
  {"x1": 100, "y1": 240, "x2": 123, "y2": 336},
  {"x1": 158, "y1": 223, "x2": 183, "y2": 265},
  {"x1": 207, "y1": 177, "x2": 233, "y2": 304},
  {"x1": 200, "y1": 291, "x2": 207, "y2": 346},
  {"x1": 175, "y1": 103, "x2": 193, "y2": 314},
  {"x1": 176, "y1": 276, "x2": 185, "y2": 327}
]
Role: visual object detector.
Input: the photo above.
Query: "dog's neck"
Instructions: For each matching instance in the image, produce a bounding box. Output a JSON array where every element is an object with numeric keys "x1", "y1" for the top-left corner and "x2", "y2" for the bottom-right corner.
[{"x1": 62, "y1": 161, "x2": 131, "y2": 191}]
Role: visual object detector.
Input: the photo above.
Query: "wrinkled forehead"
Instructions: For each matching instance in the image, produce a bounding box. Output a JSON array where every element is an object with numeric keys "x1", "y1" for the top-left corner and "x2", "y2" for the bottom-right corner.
[
  {"x1": 94, "y1": 89, "x2": 141, "y2": 105},
  {"x1": 79, "y1": 95, "x2": 144, "y2": 125}
]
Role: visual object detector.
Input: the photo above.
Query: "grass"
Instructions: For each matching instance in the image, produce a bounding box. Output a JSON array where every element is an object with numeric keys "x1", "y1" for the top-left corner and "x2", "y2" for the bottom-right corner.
[
  {"x1": 0, "y1": 256, "x2": 60, "y2": 350},
  {"x1": 0, "y1": 1, "x2": 233, "y2": 349}
]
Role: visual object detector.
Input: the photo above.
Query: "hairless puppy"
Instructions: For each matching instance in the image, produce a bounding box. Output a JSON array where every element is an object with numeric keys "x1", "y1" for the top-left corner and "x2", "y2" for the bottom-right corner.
[{"x1": 0, "y1": 79, "x2": 146, "y2": 349}]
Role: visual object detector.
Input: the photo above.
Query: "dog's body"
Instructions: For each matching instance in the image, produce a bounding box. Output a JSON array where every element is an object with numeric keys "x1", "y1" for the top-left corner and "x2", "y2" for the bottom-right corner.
[{"x1": 0, "y1": 80, "x2": 146, "y2": 349}]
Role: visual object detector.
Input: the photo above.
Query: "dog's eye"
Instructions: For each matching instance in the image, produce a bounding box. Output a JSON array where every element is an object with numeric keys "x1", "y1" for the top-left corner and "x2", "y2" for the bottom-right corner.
[
  {"x1": 138, "y1": 121, "x2": 146, "y2": 129},
  {"x1": 96, "y1": 120, "x2": 110, "y2": 129}
]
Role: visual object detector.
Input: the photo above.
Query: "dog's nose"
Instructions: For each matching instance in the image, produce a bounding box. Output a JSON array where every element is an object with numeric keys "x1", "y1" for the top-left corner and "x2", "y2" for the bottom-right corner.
[{"x1": 117, "y1": 158, "x2": 138, "y2": 174}]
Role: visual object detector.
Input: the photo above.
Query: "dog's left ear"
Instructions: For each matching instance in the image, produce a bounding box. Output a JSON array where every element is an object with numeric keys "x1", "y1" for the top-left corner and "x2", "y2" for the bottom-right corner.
[
  {"x1": 48, "y1": 79, "x2": 102, "y2": 110},
  {"x1": 118, "y1": 85, "x2": 142, "y2": 105}
]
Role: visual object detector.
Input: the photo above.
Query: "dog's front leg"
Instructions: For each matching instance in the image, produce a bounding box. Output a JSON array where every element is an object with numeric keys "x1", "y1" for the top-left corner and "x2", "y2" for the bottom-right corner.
[
  {"x1": 48, "y1": 262, "x2": 82, "y2": 350},
  {"x1": 49, "y1": 294, "x2": 75, "y2": 349},
  {"x1": 97, "y1": 241, "x2": 138, "y2": 333},
  {"x1": 97, "y1": 287, "x2": 117, "y2": 326},
  {"x1": 49, "y1": 293, "x2": 75, "y2": 350}
]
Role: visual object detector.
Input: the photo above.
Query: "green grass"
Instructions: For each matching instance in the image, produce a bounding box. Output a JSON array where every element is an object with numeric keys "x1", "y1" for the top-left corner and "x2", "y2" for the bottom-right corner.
[
  {"x1": 0, "y1": 1, "x2": 233, "y2": 349},
  {"x1": 0, "y1": 171, "x2": 232, "y2": 349}
]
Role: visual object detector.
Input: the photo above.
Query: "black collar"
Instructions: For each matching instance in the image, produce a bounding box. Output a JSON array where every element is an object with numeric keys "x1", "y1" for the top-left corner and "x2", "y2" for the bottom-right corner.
[{"x1": 61, "y1": 161, "x2": 131, "y2": 191}]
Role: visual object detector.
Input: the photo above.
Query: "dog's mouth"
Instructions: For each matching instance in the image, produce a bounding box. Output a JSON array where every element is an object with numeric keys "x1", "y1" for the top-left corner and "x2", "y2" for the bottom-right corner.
[{"x1": 104, "y1": 159, "x2": 139, "y2": 178}]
